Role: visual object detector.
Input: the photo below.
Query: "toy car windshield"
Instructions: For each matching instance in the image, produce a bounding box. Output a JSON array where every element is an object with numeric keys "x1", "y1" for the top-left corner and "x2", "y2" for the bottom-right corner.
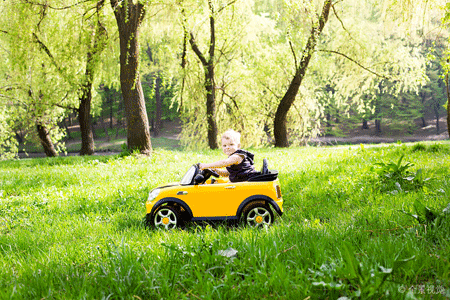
[{"x1": 180, "y1": 165, "x2": 197, "y2": 185}]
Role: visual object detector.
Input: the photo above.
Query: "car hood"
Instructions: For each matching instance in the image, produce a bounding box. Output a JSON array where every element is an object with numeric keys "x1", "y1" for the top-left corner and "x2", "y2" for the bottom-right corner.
[{"x1": 157, "y1": 182, "x2": 181, "y2": 189}]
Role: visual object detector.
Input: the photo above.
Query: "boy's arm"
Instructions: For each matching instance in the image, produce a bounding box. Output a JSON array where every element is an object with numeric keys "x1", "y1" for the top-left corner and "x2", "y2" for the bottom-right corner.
[
  {"x1": 199, "y1": 154, "x2": 243, "y2": 170},
  {"x1": 214, "y1": 169, "x2": 229, "y2": 177}
]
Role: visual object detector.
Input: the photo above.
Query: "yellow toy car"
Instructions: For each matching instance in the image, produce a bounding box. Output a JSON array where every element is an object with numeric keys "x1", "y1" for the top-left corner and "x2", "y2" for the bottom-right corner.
[{"x1": 145, "y1": 159, "x2": 283, "y2": 229}]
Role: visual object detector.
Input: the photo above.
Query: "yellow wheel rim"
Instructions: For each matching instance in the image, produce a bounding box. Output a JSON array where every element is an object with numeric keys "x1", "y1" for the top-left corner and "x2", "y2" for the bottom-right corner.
[{"x1": 255, "y1": 216, "x2": 263, "y2": 224}]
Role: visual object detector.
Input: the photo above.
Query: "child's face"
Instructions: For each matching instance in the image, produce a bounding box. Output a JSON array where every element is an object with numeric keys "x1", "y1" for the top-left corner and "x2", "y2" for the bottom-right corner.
[{"x1": 221, "y1": 137, "x2": 240, "y2": 156}]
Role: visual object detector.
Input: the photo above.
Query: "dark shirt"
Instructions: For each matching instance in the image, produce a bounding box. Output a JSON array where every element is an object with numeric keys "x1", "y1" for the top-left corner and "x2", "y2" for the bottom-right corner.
[{"x1": 226, "y1": 149, "x2": 259, "y2": 182}]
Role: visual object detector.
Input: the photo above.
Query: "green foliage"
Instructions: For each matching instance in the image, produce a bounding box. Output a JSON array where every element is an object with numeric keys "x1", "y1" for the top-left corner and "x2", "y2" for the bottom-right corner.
[
  {"x1": 411, "y1": 142, "x2": 427, "y2": 152},
  {"x1": 0, "y1": 0, "x2": 447, "y2": 154},
  {"x1": 371, "y1": 154, "x2": 430, "y2": 192},
  {"x1": 0, "y1": 108, "x2": 18, "y2": 160},
  {"x1": 0, "y1": 0, "x2": 118, "y2": 156}
]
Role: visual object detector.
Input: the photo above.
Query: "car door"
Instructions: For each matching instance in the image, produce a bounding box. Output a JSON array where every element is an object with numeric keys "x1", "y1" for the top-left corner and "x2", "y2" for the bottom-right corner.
[{"x1": 181, "y1": 182, "x2": 244, "y2": 218}]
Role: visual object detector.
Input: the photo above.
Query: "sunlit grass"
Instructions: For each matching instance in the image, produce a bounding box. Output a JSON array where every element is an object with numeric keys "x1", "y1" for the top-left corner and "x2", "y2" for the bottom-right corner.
[{"x1": 1, "y1": 143, "x2": 449, "y2": 299}]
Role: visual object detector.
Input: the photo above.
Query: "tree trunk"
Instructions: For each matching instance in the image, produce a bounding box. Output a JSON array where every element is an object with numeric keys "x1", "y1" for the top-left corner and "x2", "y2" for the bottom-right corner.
[
  {"x1": 154, "y1": 74, "x2": 162, "y2": 137},
  {"x1": 109, "y1": 91, "x2": 114, "y2": 129},
  {"x1": 326, "y1": 112, "x2": 331, "y2": 127},
  {"x1": 362, "y1": 119, "x2": 369, "y2": 129},
  {"x1": 79, "y1": 1, "x2": 108, "y2": 156},
  {"x1": 79, "y1": 86, "x2": 95, "y2": 155},
  {"x1": 375, "y1": 119, "x2": 382, "y2": 134},
  {"x1": 189, "y1": 0, "x2": 218, "y2": 149},
  {"x1": 111, "y1": 0, "x2": 152, "y2": 154},
  {"x1": 36, "y1": 124, "x2": 58, "y2": 157},
  {"x1": 274, "y1": 0, "x2": 332, "y2": 147},
  {"x1": 433, "y1": 104, "x2": 440, "y2": 134},
  {"x1": 15, "y1": 132, "x2": 24, "y2": 144},
  {"x1": 101, "y1": 109, "x2": 110, "y2": 141},
  {"x1": 205, "y1": 63, "x2": 218, "y2": 149},
  {"x1": 421, "y1": 117, "x2": 427, "y2": 128}
]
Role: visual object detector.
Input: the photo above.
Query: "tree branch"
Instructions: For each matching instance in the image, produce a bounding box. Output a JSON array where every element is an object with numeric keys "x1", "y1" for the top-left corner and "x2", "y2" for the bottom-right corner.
[
  {"x1": 22, "y1": 0, "x2": 92, "y2": 10},
  {"x1": 216, "y1": 0, "x2": 238, "y2": 14},
  {"x1": 55, "y1": 103, "x2": 78, "y2": 112},
  {"x1": 331, "y1": 3, "x2": 364, "y2": 49},
  {"x1": 189, "y1": 32, "x2": 208, "y2": 66},
  {"x1": 32, "y1": 32, "x2": 61, "y2": 72},
  {"x1": 208, "y1": 0, "x2": 215, "y2": 61},
  {"x1": 216, "y1": 86, "x2": 238, "y2": 109},
  {"x1": 289, "y1": 39, "x2": 298, "y2": 69},
  {"x1": 318, "y1": 49, "x2": 390, "y2": 79}
]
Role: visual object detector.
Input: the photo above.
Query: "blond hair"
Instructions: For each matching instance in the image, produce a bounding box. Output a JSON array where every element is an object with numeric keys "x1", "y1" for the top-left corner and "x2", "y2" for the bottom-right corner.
[{"x1": 221, "y1": 129, "x2": 241, "y2": 144}]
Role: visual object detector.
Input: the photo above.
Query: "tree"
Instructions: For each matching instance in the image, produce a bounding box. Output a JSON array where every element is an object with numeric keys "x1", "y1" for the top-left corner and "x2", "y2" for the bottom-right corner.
[
  {"x1": 110, "y1": 0, "x2": 152, "y2": 154},
  {"x1": 273, "y1": 0, "x2": 332, "y2": 147},
  {"x1": 79, "y1": 0, "x2": 109, "y2": 155},
  {"x1": 0, "y1": 0, "x2": 117, "y2": 157},
  {"x1": 177, "y1": 0, "x2": 256, "y2": 149},
  {"x1": 0, "y1": 1, "x2": 70, "y2": 157},
  {"x1": 386, "y1": 0, "x2": 449, "y2": 137},
  {"x1": 185, "y1": 0, "x2": 219, "y2": 149}
]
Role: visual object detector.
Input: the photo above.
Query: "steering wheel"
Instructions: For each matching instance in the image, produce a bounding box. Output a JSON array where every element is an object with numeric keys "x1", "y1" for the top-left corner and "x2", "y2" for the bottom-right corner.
[
  {"x1": 194, "y1": 164, "x2": 219, "y2": 184},
  {"x1": 202, "y1": 168, "x2": 219, "y2": 182}
]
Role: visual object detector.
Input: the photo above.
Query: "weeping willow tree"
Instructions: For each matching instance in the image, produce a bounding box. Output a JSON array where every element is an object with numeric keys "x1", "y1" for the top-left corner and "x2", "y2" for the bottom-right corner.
[
  {"x1": 176, "y1": 0, "x2": 275, "y2": 149},
  {"x1": 174, "y1": 0, "x2": 431, "y2": 148},
  {"x1": 380, "y1": 0, "x2": 450, "y2": 137},
  {"x1": 0, "y1": 1, "x2": 70, "y2": 157},
  {"x1": 0, "y1": 0, "x2": 117, "y2": 157},
  {"x1": 311, "y1": 0, "x2": 430, "y2": 136}
]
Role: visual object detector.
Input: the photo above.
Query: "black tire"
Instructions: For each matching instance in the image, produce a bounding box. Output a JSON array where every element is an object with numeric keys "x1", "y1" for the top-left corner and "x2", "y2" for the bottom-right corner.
[
  {"x1": 242, "y1": 202, "x2": 274, "y2": 228},
  {"x1": 152, "y1": 206, "x2": 182, "y2": 230}
]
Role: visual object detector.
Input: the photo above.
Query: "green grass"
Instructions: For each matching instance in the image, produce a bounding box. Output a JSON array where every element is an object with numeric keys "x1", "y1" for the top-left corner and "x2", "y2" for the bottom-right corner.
[{"x1": 1, "y1": 143, "x2": 449, "y2": 299}]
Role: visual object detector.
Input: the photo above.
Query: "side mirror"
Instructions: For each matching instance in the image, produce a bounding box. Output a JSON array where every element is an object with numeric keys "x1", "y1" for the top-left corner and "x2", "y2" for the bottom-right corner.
[{"x1": 194, "y1": 174, "x2": 204, "y2": 185}]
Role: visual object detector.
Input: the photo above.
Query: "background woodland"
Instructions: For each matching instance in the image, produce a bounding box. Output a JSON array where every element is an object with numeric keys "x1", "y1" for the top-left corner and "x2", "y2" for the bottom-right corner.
[{"x1": 1, "y1": 0, "x2": 450, "y2": 158}]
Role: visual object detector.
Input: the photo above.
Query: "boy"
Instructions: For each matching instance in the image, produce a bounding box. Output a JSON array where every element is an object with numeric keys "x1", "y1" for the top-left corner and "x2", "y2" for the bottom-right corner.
[{"x1": 199, "y1": 129, "x2": 259, "y2": 182}]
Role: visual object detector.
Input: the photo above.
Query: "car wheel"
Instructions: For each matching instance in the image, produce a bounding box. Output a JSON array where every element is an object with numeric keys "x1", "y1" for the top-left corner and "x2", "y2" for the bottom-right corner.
[
  {"x1": 242, "y1": 202, "x2": 274, "y2": 228},
  {"x1": 153, "y1": 206, "x2": 181, "y2": 230}
]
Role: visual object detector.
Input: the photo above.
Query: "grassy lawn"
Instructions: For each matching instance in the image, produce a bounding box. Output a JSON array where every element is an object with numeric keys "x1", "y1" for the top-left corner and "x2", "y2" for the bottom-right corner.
[{"x1": 1, "y1": 142, "x2": 449, "y2": 299}]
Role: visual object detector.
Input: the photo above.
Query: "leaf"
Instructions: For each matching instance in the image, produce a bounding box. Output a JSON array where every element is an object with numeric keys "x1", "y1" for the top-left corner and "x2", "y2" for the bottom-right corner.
[
  {"x1": 392, "y1": 255, "x2": 415, "y2": 271},
  {"x1": 312, "y1": 281, "x2": 344, "y2": 289},
  {"x1": 217, "y1": 247, "x2": 238, "y2": 258},
  {"x1": 340, "y1": 243, "x2": 360, "y2": 279},
  {"x1": 377, "y1": 255, "x2": 415, "y2": 289},
  {"x1": 413, "y1": 199, "x2": 437, "y2": 224},
  {"x1": 396, "y1": 155, "x2": 405, "y2": 168},
  {"x1": 378, "y1": 266, "x2": 393, "y2": 274}
]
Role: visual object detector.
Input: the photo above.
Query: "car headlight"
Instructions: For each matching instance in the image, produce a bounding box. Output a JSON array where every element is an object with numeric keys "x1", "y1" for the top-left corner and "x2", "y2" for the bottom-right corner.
[{"x1": 147, "y1": 188, "x2": 160, "y2": 202}]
